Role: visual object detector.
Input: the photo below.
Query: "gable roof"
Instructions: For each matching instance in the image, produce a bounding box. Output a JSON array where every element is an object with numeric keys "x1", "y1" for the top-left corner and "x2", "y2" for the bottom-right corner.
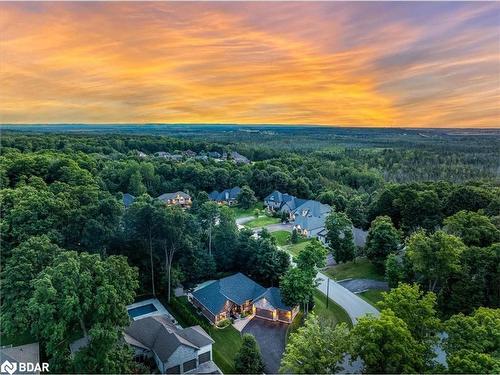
[
  {"x1": 254, "y1": 287, "x2": 293, "y2": 311},
  {"x1": 294, "y1": 215, "x2": 326, "y2": 231},
  {"x1": 209, "y1": 187, "x2": 241, "y2": 202},
  {"x1": 293, "y1": 200, "x2": 331, "y2": 218},
  {"x1": 191, "y1": 273, "x2": 266, "y2": 315},
  {"x1": 124, "y1": 315, "x2": 213, "y2": 362},
  {"x1": 123, "y1": 193, "x2": 136, "y2": 208},
  {"x1": 157, "y1": 191, "x2": 191, "y2": 202}
]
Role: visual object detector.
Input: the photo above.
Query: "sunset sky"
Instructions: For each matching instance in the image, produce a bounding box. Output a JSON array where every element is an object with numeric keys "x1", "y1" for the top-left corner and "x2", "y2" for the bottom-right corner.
[{"x1": 1, "y1": 2, "x2": 499, "y2": 127}]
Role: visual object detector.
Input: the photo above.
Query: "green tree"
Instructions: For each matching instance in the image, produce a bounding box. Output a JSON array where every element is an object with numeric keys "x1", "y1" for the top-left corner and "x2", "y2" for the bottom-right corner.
[
  {"x1": 290, "y1": 228, "x2": 299, "y2": 244},
  {"x1": 73, "y1": 324, "x2": 136, "y2": 374},
  {"x1": 127, "y1": 170, "x2": 146, "y2": 195},
  {"x1": 295, "y1": 239, "x2": 327, "y2": 276},
  {"x1": 234, "y1": 334, "x2": 265, "y2": 374},
  {"x1": 378, "y1": 283, "x2": 440, "y2": 367},
  {"x1": 384, "y1": 253, "x2": 405, "y2": 288},
  {"x1": 407, "y1": 230, "x2": 466, "y2": 292},
  {"x1": 365, "y1": 216, "x2": 401, "y2": 269},
  {"x1": 438, "y1": 243, "x2": 500, "y2": 315},
  {"x1": 444, "y1": 308, "x2": 500, "y2": 374},
  {"x1": 325, "y1": 211, "x2": 355, "y2": 263},
  {"x1": 213, "y1": 207, "x2": 239, "y2": 271},
  {"x1": 237, "y1": 185, "x2": 257, "y2": 209},
  {"x1": 349, "y1": 310, "x2": 425, "y2": 373},
  {"x1": 444, "y1": 210, "x2": 500, "y2": 247},
  {"x1": 280, "y1": 268, "x2": 315, "y2": 314},
  {"x1": 280, "y1": 314, "x2": 349, "y2": 374},
  {"x1": 1, "y1": 236, "x2": 60, "y2": 337},
  {"x1": 28, "y1": 251, "x2": 138, "y2": 371},
  {"x1": 199, "y1": 201, "x2": 219, "y2": 255},
  {"x1": 124, "y1": 195, "x2": 160, "y2": 295},
  {"x1": 154, "y1": 206, "x2": 189, "y2": 302}
]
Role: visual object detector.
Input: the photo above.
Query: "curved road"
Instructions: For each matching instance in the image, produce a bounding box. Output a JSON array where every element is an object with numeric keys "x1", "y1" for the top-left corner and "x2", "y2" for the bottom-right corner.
[{"x1": 316, "y1": 272, "x2": 379, "y2": 324}]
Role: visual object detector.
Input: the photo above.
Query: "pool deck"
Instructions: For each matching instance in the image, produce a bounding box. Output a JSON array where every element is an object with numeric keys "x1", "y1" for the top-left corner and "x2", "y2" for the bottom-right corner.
[{"x1": 126, "y1": 298, "x2": 178, "y2": 326}]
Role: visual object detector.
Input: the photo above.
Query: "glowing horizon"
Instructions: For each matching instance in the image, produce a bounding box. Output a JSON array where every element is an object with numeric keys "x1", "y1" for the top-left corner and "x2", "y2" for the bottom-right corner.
[{"x1": 1, "y1": 2, "x2": 499, "y2": 128}]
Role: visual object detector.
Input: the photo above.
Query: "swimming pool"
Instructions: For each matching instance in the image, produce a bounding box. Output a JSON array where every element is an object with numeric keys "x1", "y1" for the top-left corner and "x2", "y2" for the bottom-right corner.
[{"x1": 128, "y1": 303, "x2": 157, "y2": 318}]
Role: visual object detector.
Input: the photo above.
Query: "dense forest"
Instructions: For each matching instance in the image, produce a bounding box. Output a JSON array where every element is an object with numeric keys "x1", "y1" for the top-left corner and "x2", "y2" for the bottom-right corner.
[{"x1": 1, "y1": 128, "x2": 498, "y2": 374}]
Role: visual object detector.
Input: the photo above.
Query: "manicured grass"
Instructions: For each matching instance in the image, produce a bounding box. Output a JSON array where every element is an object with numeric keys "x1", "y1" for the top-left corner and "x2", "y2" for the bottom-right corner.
[
  {"x1": 167, "y1": 296, "x2": 242, "y2": 374},
  {"x1": 312, "y1": 290, "x2": 352, "y2": 328},
  {"x1": 283, "y1": 238, "x2": 311, "y2": 257},
  {"x1": 228, "y1": 203, "x2": 263, "y2": 218},
  {"x1": 324, "y1": 257, "x2": 385, "y2": 281},
  {"x1": 359, "y1": 289, "x2": 385, "y2": 307},
  {"x1": 271, "y1": 230, "x2": 290, "y2": 246},
  {"x1": 244, "y1": 216, "x2": 280, "y2": 228}
]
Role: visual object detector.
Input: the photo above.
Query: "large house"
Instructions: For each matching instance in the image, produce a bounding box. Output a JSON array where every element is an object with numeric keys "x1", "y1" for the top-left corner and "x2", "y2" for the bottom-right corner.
[
  {"x1": 124, "y1": 315, "x2": 217, "y2": 374},
  {"x1": 157, "y1": 191, "x2": 192, "y2": 208},
  {"x1": 264, "y1": 190, "x2": 306, "y2": 216},
  {"x1": 189, "y1": 273, "x2": 299, "y2": 324},
  {"x1": 230, "y1": 151, "x2": 250, "y2": 164},
  {"x1": 208, "y1": 187, "x2": 241, "y2": 205}
]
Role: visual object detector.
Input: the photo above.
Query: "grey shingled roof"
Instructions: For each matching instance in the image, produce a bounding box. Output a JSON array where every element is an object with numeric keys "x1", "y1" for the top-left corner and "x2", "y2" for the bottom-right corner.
[
  {"x1": 124, "y1": 315, "x2": 213, "y2": 362},
  {"x1": 0, "y1": 343, "x2": 39, "y2": 367},
  {"x1": 157, "y1": 191, "x2": 191, "y2": 202},
  {"x1": 192, "y1": 273, "x2": 266, "y2": 315},
  {"x1": 294, "y1": 200, "x2": 331, "y2": 218},
  {"x1": 254, "y1": 287, "x2": 293, "y2": 311},
  {"x1": 209, "y1": 187, "x2": 241, "y2": 202},
  {"x1": 294, "y1": 215, "x2": 326, "y2": 231}
]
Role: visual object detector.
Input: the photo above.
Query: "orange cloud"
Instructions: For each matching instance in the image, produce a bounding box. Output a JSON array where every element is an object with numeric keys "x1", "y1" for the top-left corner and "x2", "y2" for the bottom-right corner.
[{"x1": 0, "y1": 2, "x2": 498, "y2": 127}]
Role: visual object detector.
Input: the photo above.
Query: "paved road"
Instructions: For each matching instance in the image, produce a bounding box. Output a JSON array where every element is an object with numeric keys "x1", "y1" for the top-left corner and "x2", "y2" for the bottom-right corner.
[
  {"x1": 316, "y1": 272, "x2": 379, "y2": 324},
  {"x1": 338, "y1": 279, "x2": 389, "y2": 293},
  {"x1": 242, "y1": 318, "x2": 288, "y2": 374},
  {"x1": 235, "y1": 216, "x2": 255, "y2": 225}
]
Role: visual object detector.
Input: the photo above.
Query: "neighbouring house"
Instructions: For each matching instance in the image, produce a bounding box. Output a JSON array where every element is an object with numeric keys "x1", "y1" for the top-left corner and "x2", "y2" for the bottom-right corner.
[
  {"x1": 155, "y1": 152, "x2": 183, "y2": 161},
  {"x1": 317, "y1": 227, "x2": 368, "y2": 248},
  {"x1": 230, "y1": 151, "x2": 250, "y2": 164},
  {"x1": 291, "y1": 200, "x2": 332, "y2": 221},
  {"x1": 207, "y1": 151, "x2": 221, "y2": 159},
  {"x1": 189, "y1": 273, "x2": 299, "y2": 324},
  {"x1": 0, "y1": 343, "x2": 41, "y2": 374},
  {"x1": 208, "y1": 187, "x2": 241, "y2": 205},
  {"x1": 263, "y1": 191, "x2": 307, "y2": 218},
  {"x1": 123, "y1": 193, "x2": 136, "y2": 208},
  {"x1": 124, "y1": 315, "x2": 219, "y2": 374},
  {"x1": 293, "y1": 215, "x2": 327, "y2": 238},
  {"x1": 157, "y1": 192, "x2": 192, "y2": 208},
  {"x1": 184, "y1": 150, "x2": 197, "y2": 157},
  {"x1": 137, "y1": 151, "x2": 147, "y2": 158}
]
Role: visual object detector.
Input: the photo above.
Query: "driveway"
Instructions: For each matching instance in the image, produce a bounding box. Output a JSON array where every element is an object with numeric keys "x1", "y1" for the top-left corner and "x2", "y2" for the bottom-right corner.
[
  {"x1": 316, "y1": 272, "x2": 379, "y2": 324},
  {"x1": 253, "y1": 222, "x2": 293, "y2": 233},
  {"x1": 338, "y1": 279, "x2": 389, "y2": 293},
  {"x1": 242, "y1": 318, "x2": 288, "y2": 374}
]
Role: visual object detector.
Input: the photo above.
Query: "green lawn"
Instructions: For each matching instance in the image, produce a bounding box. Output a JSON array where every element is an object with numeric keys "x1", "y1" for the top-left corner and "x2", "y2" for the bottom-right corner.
[
  {"x1": 167, "y1": 296, "x2": 242, "y2": 373},
  {"x1": 271, "y1": 230, "x2": 290, "y2": 246},
  {"x1": 228, "y1": 203, "x2": 263, "y2": 218},
  {"x1": 359, "y1": 289, "x2": 385, "y2": 307},
  {"x1": 244, "y1": 216, "x2": 280, "y2": 228},
  {"x1": 283, "y1": 238, "x2": 311, "y2": 257},
  {"x1": 312, "y1": 290, "x2": 352, "y2": 328},
  {"x1": 324, "y1": 258, "x2": 385, "y2": 281}
]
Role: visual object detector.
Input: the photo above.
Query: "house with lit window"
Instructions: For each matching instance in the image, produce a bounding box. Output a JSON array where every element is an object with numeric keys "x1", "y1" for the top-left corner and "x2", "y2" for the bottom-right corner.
[
  {"x1": 208, "y1": 187, "x2": 241, "y2": 205},
  {"x1": 189, "y1": 273, "x2": 298, "y2": 324},
  {"x1": 157, "y1": 191, "x2": 192, "y2": 208}
]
